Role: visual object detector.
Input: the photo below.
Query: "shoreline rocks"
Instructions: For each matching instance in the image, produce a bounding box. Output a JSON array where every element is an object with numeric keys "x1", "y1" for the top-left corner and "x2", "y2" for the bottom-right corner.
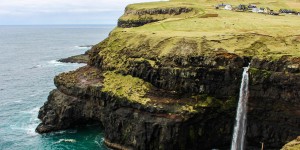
[{"x1": 58, "y1": 54, "x2": 89, "y2": 64}]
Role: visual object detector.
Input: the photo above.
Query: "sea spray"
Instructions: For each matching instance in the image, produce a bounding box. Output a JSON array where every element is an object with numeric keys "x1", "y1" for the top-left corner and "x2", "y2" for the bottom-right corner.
[{"x1": 231, "y1": 64, "x2": 250, "y2": 150}]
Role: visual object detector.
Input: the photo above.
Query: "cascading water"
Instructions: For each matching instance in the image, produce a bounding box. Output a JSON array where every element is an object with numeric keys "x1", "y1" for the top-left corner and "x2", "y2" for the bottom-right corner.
[{"x1": 231, "y1": 64, "x2": 250, "y2": 150}]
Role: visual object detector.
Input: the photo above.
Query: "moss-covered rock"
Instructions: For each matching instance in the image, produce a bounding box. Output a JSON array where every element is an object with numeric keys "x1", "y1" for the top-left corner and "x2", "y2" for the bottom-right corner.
[{"x1": 102, "y1": 72, "x2": 152, "y2": 105}]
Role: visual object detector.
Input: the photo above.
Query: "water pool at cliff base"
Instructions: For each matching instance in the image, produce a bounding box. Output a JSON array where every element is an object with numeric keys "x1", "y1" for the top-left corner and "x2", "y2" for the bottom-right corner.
[{"x1": 0, "y1": 25, "x2": 113, "y2": 150}]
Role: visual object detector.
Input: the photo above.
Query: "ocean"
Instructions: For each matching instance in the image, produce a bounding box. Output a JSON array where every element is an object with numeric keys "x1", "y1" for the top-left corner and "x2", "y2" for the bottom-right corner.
[{"x1": 0, "y1": 25, "x2": 114, "y2": 150}]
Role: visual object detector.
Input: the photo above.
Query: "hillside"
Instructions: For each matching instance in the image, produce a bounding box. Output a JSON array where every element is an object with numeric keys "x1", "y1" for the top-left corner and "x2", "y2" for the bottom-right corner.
[
  {"x1": 117, "y1": 0, "x2": 300, "y2": 60},
  {"x1": 36, "y1": 0, "x2": 300, "y2": 149}
]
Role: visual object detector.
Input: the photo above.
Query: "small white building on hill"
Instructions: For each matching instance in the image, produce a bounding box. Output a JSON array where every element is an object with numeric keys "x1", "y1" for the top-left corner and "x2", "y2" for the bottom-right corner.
[
  {"x1": 224, "y1": 5, "x2": 232, "y2": 10},
  {"x1": 252, "y1": 8, "x2": 263, "y2": 13}
]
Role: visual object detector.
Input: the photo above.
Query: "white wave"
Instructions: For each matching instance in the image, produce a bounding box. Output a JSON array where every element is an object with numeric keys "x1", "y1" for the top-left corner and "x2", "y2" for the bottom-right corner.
[
  {"x1": 30, "y1": 94, "x2": 38, "y2": 97},
  {"x1": 50, "y1": 129, "x2": 78, "y2": 136},
  {"x1": 21, "y1": 107, "x2": 40, "y2": 114},
  {"x1": 16, "y1": 107, "x2": 40, "y2": 136},
  {"x1": 54, "y1": 139, "x2": 77, "y2": 144},
  {"x1": 13, "y1": 100, "x2": 22, "y2": 103},
  {"x1": 11, "y1": 107, "x2": 41, "y2": 137},
  {"x1": 94, "y1": 136, "x2": 105, "y2": 147},
  {"x1": 94, "y1": 140, "x2": 101, "y2": 147},
  {"x1": 29, "y1": 64, "x2": 42, "y2": 69},
  {"x1": 75, "y1": 45, "x2": 93, "y2": 48},
  {"x1": 48, "y1": 60, "x2": 66, "y2": 66},
  {"x1": 47, "y1": 59, "x2": 84, "y2": 67},
  {"x1": 67, "y1": 130, "x2": 77, "y2": 134},
  {"x1": 49, "y1": 130, "x2": 67, "y2": 136},
  {"x1": 26, "y1": 123, "x2": 39, "y2": 137},
  {"x1": 9, "y1": 122, "x2": 39, "y2": 137},
  {"x1": 29, "y1": 91, "x2": 40, "y2": 97}
]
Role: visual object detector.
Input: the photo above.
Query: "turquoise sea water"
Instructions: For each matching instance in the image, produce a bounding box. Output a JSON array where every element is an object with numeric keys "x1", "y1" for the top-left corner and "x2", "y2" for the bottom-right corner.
[{"x1": 0, "y1": 25, "x2": 114, "y2": 150}]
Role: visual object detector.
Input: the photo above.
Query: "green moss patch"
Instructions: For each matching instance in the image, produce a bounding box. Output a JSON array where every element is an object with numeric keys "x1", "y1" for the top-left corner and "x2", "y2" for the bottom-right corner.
[
  {"x1": 249, "y1": 68, "x2": 272, "y2": 80},
  {"x1": 102, "y1": 72, "x2": 153, "y2": 105},
  {"x1": 179, "y1": 95, "x2": 236, "y2": 113}
]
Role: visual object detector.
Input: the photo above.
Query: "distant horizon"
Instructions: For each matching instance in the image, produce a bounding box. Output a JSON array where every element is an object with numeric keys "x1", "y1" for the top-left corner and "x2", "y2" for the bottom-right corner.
[
  {"x1": 0, "y1": 24, "x2": 117, "y2": 26},
  {"x1": 0, "y1": 0, "x2": 162, "y2": 25}
]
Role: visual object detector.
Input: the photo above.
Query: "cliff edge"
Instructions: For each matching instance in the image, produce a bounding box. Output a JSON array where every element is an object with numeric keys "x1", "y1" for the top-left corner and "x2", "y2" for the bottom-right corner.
[{"x1": 36, "y1": 0, "x2": 300, "y2": 149}]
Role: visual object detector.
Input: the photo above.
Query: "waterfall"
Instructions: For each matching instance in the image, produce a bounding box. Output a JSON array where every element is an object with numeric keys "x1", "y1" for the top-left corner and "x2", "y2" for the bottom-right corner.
[{"x1": 231, "y1": 64, "x2": 250, "y2": 150}]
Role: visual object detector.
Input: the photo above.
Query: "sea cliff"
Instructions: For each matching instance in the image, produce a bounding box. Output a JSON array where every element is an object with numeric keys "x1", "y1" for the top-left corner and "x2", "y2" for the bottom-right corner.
[{"x1": 36, "y1": 0, "x2": 300, "y2": 149}]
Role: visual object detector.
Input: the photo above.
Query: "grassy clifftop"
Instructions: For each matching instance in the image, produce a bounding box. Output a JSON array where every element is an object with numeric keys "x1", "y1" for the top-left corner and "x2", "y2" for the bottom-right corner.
[
  {"x1": 110, "y1": 0, "x2": 300, "y2": 61},
  {"x1": 90, "y1": 0, "x2": 300, "y2": 74}
]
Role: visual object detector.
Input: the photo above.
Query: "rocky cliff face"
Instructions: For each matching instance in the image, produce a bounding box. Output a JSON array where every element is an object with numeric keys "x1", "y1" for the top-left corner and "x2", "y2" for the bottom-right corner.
[
  {"x1": 36, "y1": 46, "x2": 300, "y2": 150},
  {"x1": 36, "y1": 1, "x2": 300, "y2": 150},
  {"x1": 247, "y1": 58, "x2": 300, "y2": 149}
]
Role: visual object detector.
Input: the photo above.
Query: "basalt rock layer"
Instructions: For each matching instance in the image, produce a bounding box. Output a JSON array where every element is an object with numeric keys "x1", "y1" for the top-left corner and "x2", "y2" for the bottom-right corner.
[
  {"x1": 117, "y1": 2, "x2": 201, "y2": 28},
  {"x1": 36, "y1": 0, "x2": 300, "y2": 149}
]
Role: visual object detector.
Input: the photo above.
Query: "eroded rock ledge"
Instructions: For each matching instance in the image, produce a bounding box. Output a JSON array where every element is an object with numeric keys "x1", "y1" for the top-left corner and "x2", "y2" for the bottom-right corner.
[
  {"x1": 36, "y1": 64, "x2": 239, "y2": 149},
  {"x1": 118, "y1": 2, "x2": 201, "y2": 28},
  {"x1": 36, "y1": 30, "x2": 300, "y2": 150},
  {"x1": 36, "y1": 54, "x2": 300, "y2": 149}
]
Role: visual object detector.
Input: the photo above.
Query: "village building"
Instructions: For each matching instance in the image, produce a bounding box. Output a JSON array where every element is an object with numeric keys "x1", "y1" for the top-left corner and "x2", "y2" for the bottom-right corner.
[
  {"x1": 264, "y1": 7, "x2": 271, "y2": 14},
  {"x1": 252, "y1": 8, "x2": 263, "y2": 13},
  {"x1": 236, "y1": 4, "x2": 247, "y2": 11},
  {"x1": 248, "y1": 4, "x2": 257, "y2": 8},
  {"x1": 224, "y1": 5, "x2": 232, "y2": 10}
]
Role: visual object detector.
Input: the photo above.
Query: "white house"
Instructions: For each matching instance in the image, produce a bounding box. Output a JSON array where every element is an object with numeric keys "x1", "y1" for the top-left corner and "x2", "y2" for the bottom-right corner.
[
  {"x1": 252, "y1": 8, "x2": 263, "y2": 13},
  {"x1": 224, "y1": 5, "x2": 232, "y2": 10}
]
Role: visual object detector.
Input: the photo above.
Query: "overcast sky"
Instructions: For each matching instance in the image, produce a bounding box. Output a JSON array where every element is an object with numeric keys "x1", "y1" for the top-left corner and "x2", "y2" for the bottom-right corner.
[{"x1": 0, "y1": 0, "x2": 163, "y2": 25}]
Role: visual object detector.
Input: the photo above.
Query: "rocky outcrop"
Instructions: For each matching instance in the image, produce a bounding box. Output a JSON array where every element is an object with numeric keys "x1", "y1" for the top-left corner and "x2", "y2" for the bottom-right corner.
[
  {"x1": 36, "y1": 89, "x2": 102, "y2": 133},
  {"x1": 118, "y1": 18, "x2": 160, "y2": 28},
  {"x1": 58, "y1": 54, "x2": 89, "y2": 63},
  {"x1": 251, "y1": 56, "x2": 300, "y2": 73},
  {"x1": 36, "y1": 66, "x2": 104, "y2": 133},
  {"x1": 246, "y1": 62, "x2": 300, "y2": 149},
  {"x1": 58, "y1": 49, "x2": 90, "y2": 64},
  {"x1": 36, "y1": 34, "x2": 300, "y2": 149},
  {"x1": 118, "y1": 5, "x2": 197, "y2": 28},
  {"x1": 36, "y1": 61, "x2": 242, "y2": 149}
]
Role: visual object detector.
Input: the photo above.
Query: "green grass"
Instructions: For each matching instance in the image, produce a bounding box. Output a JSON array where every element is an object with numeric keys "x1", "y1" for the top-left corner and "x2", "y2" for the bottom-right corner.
[
  {"x1": 94, "y1": 0, "x2": 300, "y2": 72},
  {"x1": 113, "y1": 0, "x2": 300, "y2": 60},
  {"x1": 102, "y1": 72, "x2": 153, "y2": 105},
  {"x1": 126, "y1": 1, "x2": 198, "y2": 10}
]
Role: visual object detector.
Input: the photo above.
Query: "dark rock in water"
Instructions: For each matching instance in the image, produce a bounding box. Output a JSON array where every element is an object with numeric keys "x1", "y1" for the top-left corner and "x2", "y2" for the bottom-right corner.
[
  {"x1": 58, "y1": 54, "x2": 89, "y2": 64},
  {"x1": 58, "y1": 49, "x2": 90, "y2": 63},
  {"x1": 36, "y1": 89, "x2": 102, "y2": 133}
]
